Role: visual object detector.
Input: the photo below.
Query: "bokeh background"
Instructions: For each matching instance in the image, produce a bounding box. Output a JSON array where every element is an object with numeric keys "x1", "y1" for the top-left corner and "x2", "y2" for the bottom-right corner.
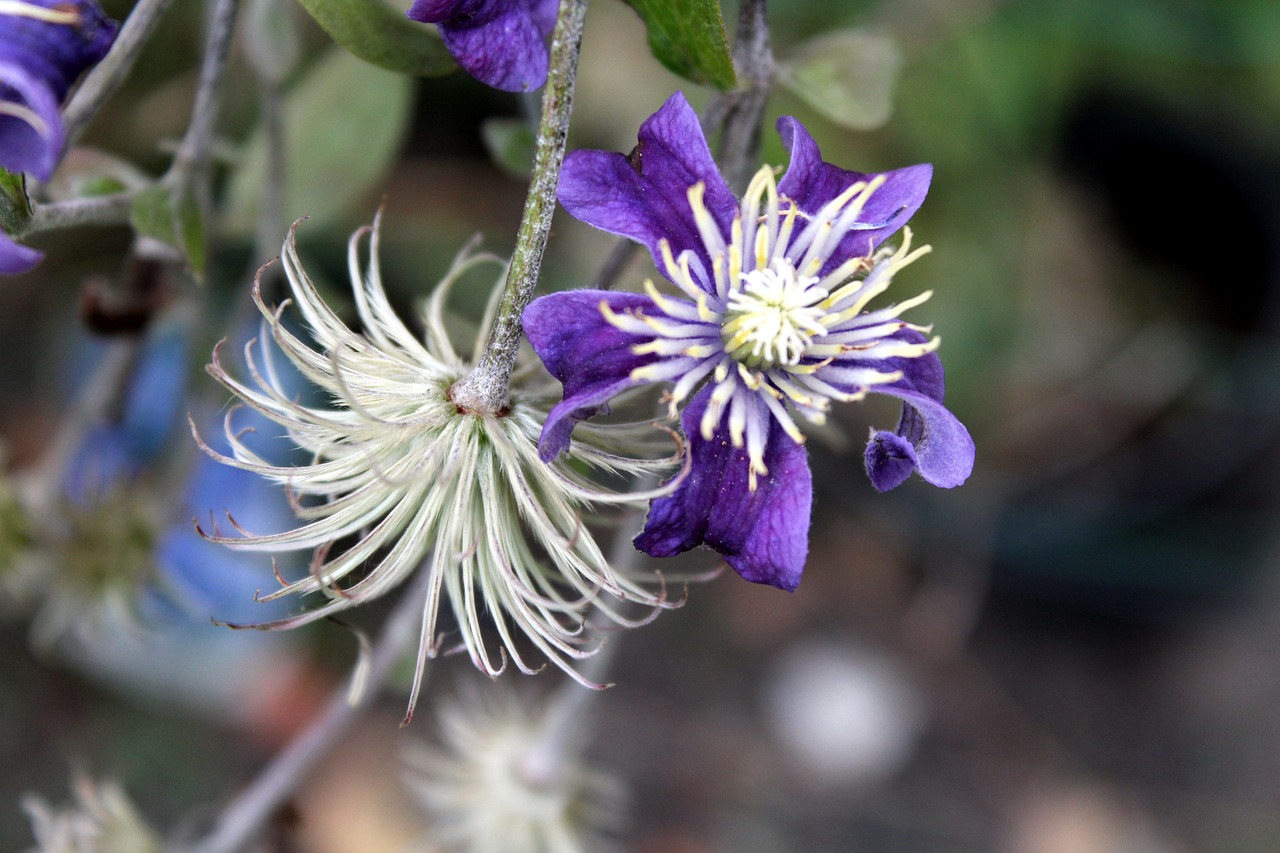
[{"x1": 3, "y1": 0, "x2": 1280, "y2": 850}]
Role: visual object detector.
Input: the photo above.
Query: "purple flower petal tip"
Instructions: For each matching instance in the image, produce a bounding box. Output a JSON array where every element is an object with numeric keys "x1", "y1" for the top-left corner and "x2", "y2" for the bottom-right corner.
[
  {"x1": 868, "y1": 387, "x2": 975, "y2": 491},
  {"x1": 521, "y1": 289, "x2": 658, "y2": 459},
  {"x1": 865, "y1": 430, "x2": 917, "y2": 492},
  {"x1": 558, "y1": 91, "x2": 737, "y2": 273},
  {"x1": 634, "y1": 389, "x2": 810, "y2": 591},
  {"x1": 777, "y1": 115, "x2": 932, "y2": 256},
  {"x1": 407, "y1": 0, "x2": 555, "y2": 91},
  {"x1": 0, "y1": 233, "x2": 43, "y2": 275}
]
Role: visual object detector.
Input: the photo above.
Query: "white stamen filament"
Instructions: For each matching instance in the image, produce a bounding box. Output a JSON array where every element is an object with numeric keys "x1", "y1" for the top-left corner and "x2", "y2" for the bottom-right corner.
[
  {"x1": 0, "y1": 0, "x2": 79, "y2": 24},
  {"x1": 0, "y1": 100, "x2": 50, "y2": 138},
  {"x1": 722, "y1": 259, "x2": 830, "y2": 369}
]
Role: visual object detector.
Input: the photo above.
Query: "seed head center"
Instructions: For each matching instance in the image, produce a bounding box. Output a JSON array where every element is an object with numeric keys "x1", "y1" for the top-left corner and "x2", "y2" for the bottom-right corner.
[{"x1": 722, "y1": 261, "x2": 829, "y2": 370}]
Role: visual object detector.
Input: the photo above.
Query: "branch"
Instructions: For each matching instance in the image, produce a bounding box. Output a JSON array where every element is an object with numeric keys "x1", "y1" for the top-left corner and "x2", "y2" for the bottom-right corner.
[
  {"x1": 181, "y1": 570, "x2": 432, "y2": 853},
  {"x1": 24, "y1": 192, "x2": 135, "y2": 235},
  {"x1": 706, "y1": 0, "x2": 775, "y2": 193},
  {"x1": 449, "y1": 0, "x2": 589, "y2": 414},
  {"x1": 166, "y1": 0, "x2": 241, "y2": 194}
]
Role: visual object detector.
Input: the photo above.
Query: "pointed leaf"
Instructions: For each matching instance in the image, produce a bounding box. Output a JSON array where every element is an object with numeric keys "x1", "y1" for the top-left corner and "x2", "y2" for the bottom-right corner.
[
  {"x1": 0, "y1": 168, "x2": 32, "y2": 235},
  {"x1": 295, "y1": 0, "x2": 455, "y2": 77},
  {"x1": 622, "y1": 0, "x2": 735, "y2": 90},
  {"x1": 129, "y1": 184, "x2": 206, "y2": 279}
]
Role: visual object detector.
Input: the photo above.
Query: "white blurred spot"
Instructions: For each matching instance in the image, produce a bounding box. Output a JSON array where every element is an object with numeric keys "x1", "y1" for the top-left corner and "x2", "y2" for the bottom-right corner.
[{"x1": 762, "y1": 640, "x2": 926, "y2": 787}]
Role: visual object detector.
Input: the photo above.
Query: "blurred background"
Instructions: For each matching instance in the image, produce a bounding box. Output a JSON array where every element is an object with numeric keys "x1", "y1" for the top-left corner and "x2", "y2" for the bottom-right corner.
[{"x1": 3, "y1": 0, "x2": 1280, "y2": 850}]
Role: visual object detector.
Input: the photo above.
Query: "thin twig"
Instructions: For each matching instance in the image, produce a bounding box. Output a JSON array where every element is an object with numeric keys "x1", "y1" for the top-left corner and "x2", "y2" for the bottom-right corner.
[
  {"x1": 449, "y1": 0, "x2": 589, "y2": 414},
  {"x1": 167, "y1": 0, "x2": 241, "y2": 196},
  {"x1": 707, "y1": 0, "x2": 775, "y2": 193},
  {"x1": 61, "y1": 0, "x2": 179, "y2": 152},
  {"x1": 181, "y1": 570, "x2": 433, "y2": 853},
  {"x1": 24, "y1": 192, "x2": 136, "y2": 235}
]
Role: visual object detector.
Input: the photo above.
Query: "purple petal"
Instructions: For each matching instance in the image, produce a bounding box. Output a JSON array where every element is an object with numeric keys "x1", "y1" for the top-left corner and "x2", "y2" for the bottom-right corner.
[
  {"x1": 528, "y1": 0, "x2": 558, "y2": 38},
  {"x1": 864, "y1": 429, "x2": 917, "y2": 492},
  {"x1": 0, "y1": 1, "x2": 116, "y2": 98},
  {"x1": 522, "y1": 289, "x2": 660, "y2": 460},
  {"x1": 635, "y1": 386, "x2": 812, "y2": 591},
  {"x1": 0, "y1": 231, "x2": 42, "y2": 275},
  {"x1": 777, "y1": 116, "x2": 931, "y2": 258},
  {"x1": 0, "y1": 61, "x2": 64, "y2": 181},
  {"x1": 866, "y1": 385, "x2": 974, "y2": 490},
  {"x1": 408, "y1": 0, "x2": 550, "y2": 91},
  {"x1": 558, "y1": 92, "x2": 737, "y2": 280},
  {"x1": 0, "y1": 1, "x2": 118, "y2": 180},
  {"x1": 822, "y1": 327, "x2": 946, "y2": 403}
]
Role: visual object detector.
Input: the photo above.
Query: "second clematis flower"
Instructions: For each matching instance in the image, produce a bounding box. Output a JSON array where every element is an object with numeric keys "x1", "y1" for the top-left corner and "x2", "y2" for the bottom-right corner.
[
  {"x1": 0, "y1": 0, "x2": 117, "y2": 275},
  {"x1": 407, "y1": 0, "x2": 557, "y2": 92},
  {"x1": 0, "y1": 0, "x2": 117, "y2": 182},
  {"x1": 522, "y1": 92, "x2": 975, "y2": 592}
]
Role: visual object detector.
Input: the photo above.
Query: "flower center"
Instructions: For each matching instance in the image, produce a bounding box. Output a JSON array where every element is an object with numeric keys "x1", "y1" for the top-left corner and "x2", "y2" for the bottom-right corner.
[{"x1": 721, "y1": 259, "x2": 830, "y2": 370}]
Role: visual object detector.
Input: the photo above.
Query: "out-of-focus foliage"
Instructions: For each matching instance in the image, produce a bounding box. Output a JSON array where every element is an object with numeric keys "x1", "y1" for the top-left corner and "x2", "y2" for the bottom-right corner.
[
  {"x1": 296, "y1": 0, "x2": 455, "y2": 77},
  {"x1": 225, "y1": 45, "x2": 413, "y2": 235},
  {"x1": 779, "y1": 29, "x2": 902, "y2": 131},
  {"x1": 481, "y1": 117, "x2": 537, "y2": 178}
]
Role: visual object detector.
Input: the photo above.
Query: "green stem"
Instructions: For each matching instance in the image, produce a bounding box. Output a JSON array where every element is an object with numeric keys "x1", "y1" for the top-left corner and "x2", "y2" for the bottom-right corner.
[
  {"x1": 24, "y1": 192, "x2": 136, "y2": 235},
  {"x1": 449, "y1": 0, "x2": 588, "y2": 415}
]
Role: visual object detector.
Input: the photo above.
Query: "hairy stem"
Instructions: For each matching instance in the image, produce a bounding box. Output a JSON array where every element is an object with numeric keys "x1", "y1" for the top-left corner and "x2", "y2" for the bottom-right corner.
[
  {"x1": 24, "y1": 192, "x2": 135, "y2": 235},
  {"x1": 449, "y1": 0, "x2": 588, "y2": 414},
  {"x1": 182, "y1": 571, "x2": 432, "y2": 853}
]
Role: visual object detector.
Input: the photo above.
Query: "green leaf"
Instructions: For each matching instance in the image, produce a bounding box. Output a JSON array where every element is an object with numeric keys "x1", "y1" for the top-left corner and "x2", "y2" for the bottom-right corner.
[
  {"x1": 130, "y1": 184, "x2": 206, "y2": 279},
  {"x1": 225, "y1": 45, "x2": 414, "y2": 235},
  {"x1": 779, "y1": 30, "x2": 902, "y2": 132},
  {"x1": 0, "y1": 168, "x2": 32, "y2": 235},
  {"x1": 481, "y1": 118, "x2": 536, "y2": 179},
  {"x1": 295, "y1": 0, "x2": 455, "y2": 77},
  {"x1": 179, "y1": 192, "x2": 206, "y2": 278},
  {"x1": 623, "y1": 0, "x2": 736, "y2": 90},
  {"x1": 129, "y1": 185, "x2": 175, "y2": 245}
]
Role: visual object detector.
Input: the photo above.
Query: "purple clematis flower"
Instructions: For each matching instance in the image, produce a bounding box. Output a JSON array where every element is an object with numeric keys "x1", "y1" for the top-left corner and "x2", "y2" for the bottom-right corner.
[
  {"x1": 522, "y1": 91, "x2": 974, "y2": 591},
  {"x1": 407, "y1": 0, "x2": 557, "y2": 92},
  {"x1": 0, "y1": 0, "x2": 117, "y2": 182}
]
